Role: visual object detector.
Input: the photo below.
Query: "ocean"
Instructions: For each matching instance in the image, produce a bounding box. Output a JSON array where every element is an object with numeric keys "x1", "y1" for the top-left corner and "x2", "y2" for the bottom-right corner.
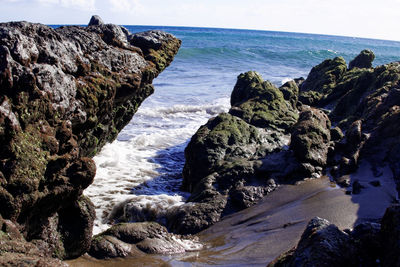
[{"x1": 77, "y1": 25, "x2": 400, "y2": 234}]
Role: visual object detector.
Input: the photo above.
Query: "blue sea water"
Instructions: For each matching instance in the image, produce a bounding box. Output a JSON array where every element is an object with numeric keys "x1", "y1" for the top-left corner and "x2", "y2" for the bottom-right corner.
[{"x1": 80, "y1": 25, "x2": 400, "y2": 233}]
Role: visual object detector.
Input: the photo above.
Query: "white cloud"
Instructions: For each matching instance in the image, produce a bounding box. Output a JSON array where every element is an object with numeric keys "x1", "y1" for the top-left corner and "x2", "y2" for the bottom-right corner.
[
  {"x1": 0, "y1": 0, "x2": 96, "y2": 10},
  {"x1": 108, "y1": 0, "x2": 142, "y2": 13}
]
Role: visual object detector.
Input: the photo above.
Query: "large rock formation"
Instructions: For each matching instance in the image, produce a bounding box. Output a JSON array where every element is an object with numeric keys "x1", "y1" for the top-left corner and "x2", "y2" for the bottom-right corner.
[
  {"x1": 176, "y1": 49, "x2": 400, "y2": 237},
  {"x1": 167, "y1": 71, "x2": 303, "y2": 234},
  {"x1": 0, "y1": 16, "x2": 180, "y2": 263}
]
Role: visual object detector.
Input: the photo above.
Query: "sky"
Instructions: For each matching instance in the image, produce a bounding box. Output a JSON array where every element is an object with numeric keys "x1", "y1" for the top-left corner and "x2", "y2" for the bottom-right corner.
[{"x1": 0, "y1": 0, "x2": 400, "y2": 41}]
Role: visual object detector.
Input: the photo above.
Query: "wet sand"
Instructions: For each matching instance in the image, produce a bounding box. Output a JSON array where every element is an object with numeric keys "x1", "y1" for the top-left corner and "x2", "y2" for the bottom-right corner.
[{"x1": 67, "y1": 162, "x2": 397, "y2": 266}]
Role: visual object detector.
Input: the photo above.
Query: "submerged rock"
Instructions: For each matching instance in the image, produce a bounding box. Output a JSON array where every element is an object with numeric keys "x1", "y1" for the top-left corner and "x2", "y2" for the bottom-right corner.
[{"x1": 0, "y1": 16, "x2": 180, "y2": 261}]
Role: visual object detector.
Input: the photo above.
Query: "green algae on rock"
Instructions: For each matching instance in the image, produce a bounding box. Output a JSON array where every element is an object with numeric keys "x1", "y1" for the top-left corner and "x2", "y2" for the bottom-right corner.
[
  {"x1": 299, "y1": 56, "x2": 347, "y2": 105},
  {"x1": 173, "y1": 72, "x2": 298, "y2": 234},
  {"x1": 0, "y1": 16, "x2": 180, "y2": 263},
  {"x1": 230, "y1": 71, "x2": 298, "y2": 131}
]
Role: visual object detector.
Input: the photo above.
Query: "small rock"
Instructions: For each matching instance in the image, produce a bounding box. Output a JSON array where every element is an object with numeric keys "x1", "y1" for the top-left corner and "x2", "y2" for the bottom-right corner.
[
  {"x1": 349, "y1": 49, "x2": 375, "y2": 70},
  {"x1": 290, "y1": 107, "x2": 331, "y2": 166},
  {"x1": 352, "y1": 179, "x2": 363, "y2": 194},
  {"x1": 88, "y1": 15, "x2": 104, "y2": 26},
  {"x1": 369, "y1": 180, "x2": 381, "y2": 187},
  {"x1": 269, "y1": 217, "x2": 358, "y2": 266},
  {"x1": 89, "y1": 235, "x2": 132, "y2": 259},
  {"x1": 335, "y1": 175, "x2": 351, "y2": 187}
]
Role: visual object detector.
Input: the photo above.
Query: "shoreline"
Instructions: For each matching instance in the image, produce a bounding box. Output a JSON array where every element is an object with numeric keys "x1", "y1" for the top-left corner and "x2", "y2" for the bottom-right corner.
[{"x1": 67, "y1": 163, "x2": 396, "y2": 266}]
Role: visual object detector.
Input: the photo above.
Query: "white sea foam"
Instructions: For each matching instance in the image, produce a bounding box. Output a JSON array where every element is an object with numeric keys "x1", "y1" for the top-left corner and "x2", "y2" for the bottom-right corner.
[
  {"x1": 85, "y1": 97, "x2": 230, "y2": 234},
  {"x1": 280, "y1": 77, "x2": 294, "y2": 85}
]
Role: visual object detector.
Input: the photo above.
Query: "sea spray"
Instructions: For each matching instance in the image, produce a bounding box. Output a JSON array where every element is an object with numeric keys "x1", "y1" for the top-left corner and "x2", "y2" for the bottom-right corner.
[
  {"x1": 84, "y1": 25, "x2": 400, "y2": 235},
  {"x1": 85, "y1": 98, "x2": 230, "y2": 234}
]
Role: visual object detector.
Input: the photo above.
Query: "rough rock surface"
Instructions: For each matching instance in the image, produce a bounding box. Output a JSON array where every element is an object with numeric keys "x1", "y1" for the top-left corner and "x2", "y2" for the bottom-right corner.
[
  {"x1": 169, "y1": 71, "x2": 299, "y2": 234},
  {"x1": 290, "y1": 107, "x2": 331, "y2": 167},
  {"x1": 179, "y1": 50, "x2": 400, "y2": 238},
  {"x1": 299, "y1": 57, "x2": 347, "y2": 105},
  {"x1": 268, "y1": 217, "x2": 357, "y2": 267},
  {"x1": 89, "y1": 222, "x2": 201, "y2": 259},
  {"x1": 88, "y1": 15, "x2": 104, "y2": 26},
  {"x1": 270, "y1": 207, "x2": 399, "y2": 267},
  {"x1": 348, "y1": 49, "x2": 375, "y2": 70},
  {"x1": 0, "y1": 16, "x2": 180, "y2": 262},
  {"x1": 0, "y1": 215, "x2": 67, "y2": 266},
  {"x1": 265, "y1": 50, "x2": 400, "y2": 266}
]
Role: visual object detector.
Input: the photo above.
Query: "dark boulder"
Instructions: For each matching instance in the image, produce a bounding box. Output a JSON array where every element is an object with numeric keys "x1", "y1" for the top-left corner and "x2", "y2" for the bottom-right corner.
[
  {"x1": 88, "y1": 15, "x2": 104, "y2": 26},
  {"x1": 89, "y1": 222, "x2": 202, "y2": 259},
  {"x1": 229, "y1": 71, "x2": 298, "y2": 130},
  {"x1": 299, "y1": 57, "x2": 347, "y2": 105},
  {"x1": 269, "y1": 217, "x2": 357, "y2": 267},
  {"x1": 290, "y1": 107, "x2": 331, "y2": 166},
  {"x1": 349, "y1": 49, "x2": 375, "y2": 70},
  {"x1": 167, "y1": 191, "x2": 227, "y2": 234}
]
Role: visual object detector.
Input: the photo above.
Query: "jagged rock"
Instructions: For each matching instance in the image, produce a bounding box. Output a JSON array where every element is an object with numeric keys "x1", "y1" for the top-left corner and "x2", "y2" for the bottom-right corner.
[
  {"x1": 229, "y1": 71, "x2": 298, "y2": 130},
  {"x1": 182, "y1": 112, "x2": 287, "y2": 192},
  {"x1": 179, "y1": 72, "x2": 298, "y2": 233},
  {"x1": 349, "y1": 49, "x2": 375, "y2": 70},
  {"x1": 89, "y1": 222, "x2": 201, "y2": 258},
  {"x1": 279, "y1": 79, "x2": 300, "y2": 109},
  {"x1": 257, "y1": 150, "x2": 302, "y2": 180},
  {"x1": 290, "y1": 107, "x2": 331, "y2": 166},
  {"x1": 88, "y1": 15, "x2": 104, "y2": 26},
  {"x1": 268, "y1": 217, "x2": 357, "y2": 267},
  {"x1": 299, "y1": 57, "x2": 347, "y2": 105},
  {"x1": 0, "y1": 18, "x2": 180, "y2": 260},
  {"x1": 381, "y1": 205, "x2": 400, "y2": 267}
]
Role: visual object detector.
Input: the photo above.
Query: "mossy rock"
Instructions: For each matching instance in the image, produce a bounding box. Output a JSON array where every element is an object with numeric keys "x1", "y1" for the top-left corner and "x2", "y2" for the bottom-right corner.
[
  {"x1": 349, "y1": 49, "x2": 375, "y2": 70},
  {"x1": 290, "y1": 108, "x2": 331, "y2": 166},
  {"x1": 182, "y1": 113, "x2": 262, "y2": 192},
  {"x1": 229, "y1": 71, "x2": 298, "y2": 131},
  {"x1": 299, "y1": 56, "x2": 347, "y2": 105}
]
